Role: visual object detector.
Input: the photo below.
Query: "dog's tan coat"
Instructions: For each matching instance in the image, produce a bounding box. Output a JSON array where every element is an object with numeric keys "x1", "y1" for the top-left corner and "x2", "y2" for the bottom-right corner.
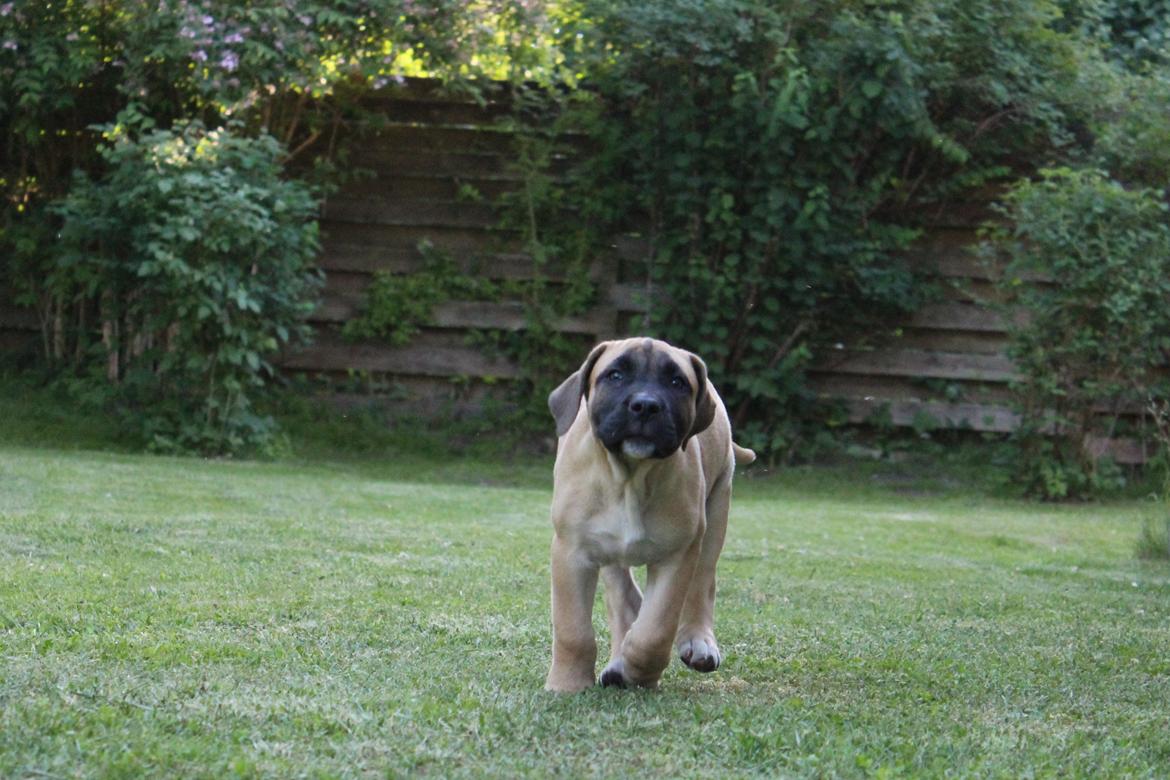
[{"x1": 545, "y1": 338, "x2": 753, "y2": 692}]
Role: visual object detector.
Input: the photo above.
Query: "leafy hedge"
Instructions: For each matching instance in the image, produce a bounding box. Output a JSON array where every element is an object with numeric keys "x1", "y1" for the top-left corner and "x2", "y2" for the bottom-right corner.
[
  {"x1": 986, "y1": 171, "x2": 1170, "y2": 498},
  {"x1": 3, "y1": 0, "x2": 1169, "y2": 465},
  {"x1": 46, "y1": 123, "x2": 322, "y2": 453},
  {"x1": 536, "y1": 0, "x2": 1113, "y2": 457},
  {"x1": 0, "y1": 0, "x2": 554, "y2": 454}
]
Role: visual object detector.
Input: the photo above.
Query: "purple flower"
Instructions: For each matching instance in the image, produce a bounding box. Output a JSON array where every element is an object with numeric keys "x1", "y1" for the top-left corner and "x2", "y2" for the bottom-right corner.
[
  {"x1": 224, "y1": 32, "x2": 244, "y2": 44},
  {"x1": 201, "y1": 14, "x2": 213, "y2": 26},
  {"x1": 220, "y1": 51, "x2": 238, "y2": 72},
  {"x1": 192, "y1": 49, "x2": 208, "y2": 62},
  {"x1": 2, "y1": 40, "x2": 16, "y2": 51},
  {"x1": 0, "y1": 3, "x2": 13, "y2": 16}
]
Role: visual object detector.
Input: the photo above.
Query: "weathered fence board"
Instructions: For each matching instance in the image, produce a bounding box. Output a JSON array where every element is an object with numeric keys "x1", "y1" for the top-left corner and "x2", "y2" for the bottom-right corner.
[
  {"x1": 841, "y1": 398, "x2": 1022, "y2": 433},
  {"x1": 284, "y1": 329, "x2": 521, "y2": 379},
  {"x1": 814, "y1": 348, "x2": 1019, "y2": 383}
]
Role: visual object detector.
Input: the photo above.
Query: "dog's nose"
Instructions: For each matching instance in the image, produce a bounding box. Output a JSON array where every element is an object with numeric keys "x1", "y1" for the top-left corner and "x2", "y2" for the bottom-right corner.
[{"x1": 628, "y1": 393, "x2": 663, "y2": 418}]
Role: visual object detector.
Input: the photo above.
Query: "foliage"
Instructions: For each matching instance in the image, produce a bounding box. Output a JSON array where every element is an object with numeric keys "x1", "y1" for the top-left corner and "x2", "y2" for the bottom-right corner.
[
  {"x1": 487, "y1": 108, "x2": 599, "y2": 418},
  {"x1": 1088, "y1": 67, "x2": 1170, "y2": 187},
  {"x1": 47, "y1": 121, "x2": 322, "y2": 454},
  {"x1": 983, "y1": 168, "x2": 1170, "y2": 499},
  {"x1": 6, "y1": 0, "x2": 1170, "y2": 463},
  {"x1": 1135, "y1": 399, "x2": 1170, "y2": 560},
  {"x1": 0, "y1": 0, "x2": 557, "y2": 207},
  {"x1": 1060, "y1": 0, "x2": 1170, "y2": 70},
  {"x1": 510, "y1": 0, "x2": 1099, "y2": 458},
  {"x1": 1, "y1": 0, "x2": 560, "y2": 454},
  {"x1": 343, "y1": 245, "x2": 496, "y2": 346},
  {"x1": 1136, "y1": 515, "x2": 1170, "y2": 560}
]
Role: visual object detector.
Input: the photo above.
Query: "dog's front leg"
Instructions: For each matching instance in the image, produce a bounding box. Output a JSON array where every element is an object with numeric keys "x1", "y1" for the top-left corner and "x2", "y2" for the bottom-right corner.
[
  {"x1": 545, "y1": 535, "x2": 599, "y2": 693},
  {"x1": 601, "y1": 566, "x2": 642, "y2": 665},
  {"x1": 600, "y1": 538, "x2": 701, "y2": 689}
]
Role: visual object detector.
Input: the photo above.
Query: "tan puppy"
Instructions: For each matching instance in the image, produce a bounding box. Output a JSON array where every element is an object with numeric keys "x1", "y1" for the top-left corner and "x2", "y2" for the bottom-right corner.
[{"x1": 545, "y1": 337, "x2": 755, "y2": 692}]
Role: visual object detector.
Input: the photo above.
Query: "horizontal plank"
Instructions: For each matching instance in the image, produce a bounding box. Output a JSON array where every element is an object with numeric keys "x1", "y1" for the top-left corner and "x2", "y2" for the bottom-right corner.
[
  {"x1": 318, "y1": 221, "x2": 518, "y2": 258},
  {"x1": 838, "y1": 399, "x2": 1148, "y2": 463},
  {"x1": 941, "y1": 277, "x2": 1019, "y2": 306},
  {"x1": 1084, "y1": 436, "x2": 1149, "y2": 465},
  {"x1": 319, "y1": 247, "x2": 576, "y2": 282},
  {"x1": 813, "y1": 347, "x2": 1019, "y2": 382},
  {"x1": 891, "y1": 328, "x2": 1008, "y2": 356},
  {"x1": 322, "y1": 198, "x2": 500, "y2": 229},
  {"x1": 367, "y1": 124, "x2": 519, "y2": 155},
  {"x1": 907, "y1": 247, "x2": 1053, "y2": 284},
  {"x1": 347, "y1": 148, "x2": 515, "y2": 178},
  {"x1": 347, "y1": 148, "x2": 573, "y2": 179},
  {"x1": 0, "y1": 329, "x2": 38, "y2": 353},
  {"x1": 908, "y1": 302, "x2": 1020, "y2": 333},
  {"x1": 609, "y1": 284, "x2": 1017, "y2": 326},
  {"x1": 320, "y1": 382, "x2": 505, "y2": 419},
  {"x1": 311, "y1": 292, "x2": 614, "y2": 336},
  {"x1": 608, "y1": 282, "x2": 656, "y2": 313},
  {"x1": 0, "y1": 306, "x2": 39, "y2": 330},
  {"x1": 333, "y1": 174, "x2": 520, "y2": 202},
  {"x1": 369, "y1": 77, "x2": 512, "y2": 105},
  {"x1": 916, "y1": 198, "x2": 997, "y2": 229},
  {"x1": 808, "y1": 374, "x2": 1016, "y2": 405},
  {"x1": 841, "y1": 397, "x2": 1021, "y2": 432},
  {"x1": 281, "y1": 329, "x2": 520, "y2": 379},
  {"x1": 365, "y1": 98, "x2": 516, "y2": 127},
  {"x1": 358, "y1": 122, "x2": 587, "y2": 153}
]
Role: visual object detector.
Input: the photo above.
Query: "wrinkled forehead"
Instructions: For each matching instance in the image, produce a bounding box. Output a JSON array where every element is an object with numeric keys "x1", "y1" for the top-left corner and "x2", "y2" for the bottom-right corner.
[{"x1": 589, "y1": 338, "x2": 695, "y2": 387}]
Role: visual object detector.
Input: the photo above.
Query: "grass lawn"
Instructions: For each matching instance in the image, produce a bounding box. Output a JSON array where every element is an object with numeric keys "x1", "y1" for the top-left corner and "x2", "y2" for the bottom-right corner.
[{"x1": 2, "y1": 427, "x2": 1169, "y2": 777}]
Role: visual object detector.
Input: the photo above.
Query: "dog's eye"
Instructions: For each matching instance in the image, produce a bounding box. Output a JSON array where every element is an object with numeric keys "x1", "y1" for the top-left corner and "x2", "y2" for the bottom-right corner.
[
  {"x1": 606, "y1": 369, "x2": 624, "y2": 382},
  {"x1": 670, "y1": 376, "x2": 687, "y2": 389}
]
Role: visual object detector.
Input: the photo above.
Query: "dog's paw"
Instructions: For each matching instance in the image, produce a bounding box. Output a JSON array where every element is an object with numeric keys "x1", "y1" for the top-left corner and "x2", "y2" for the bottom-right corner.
[
  {"x1": 599, "y1": 659, "x2": 628, "y2": 688},
  {"x1": 678, "y1": 636, "x2": 721, "y2": 673}
]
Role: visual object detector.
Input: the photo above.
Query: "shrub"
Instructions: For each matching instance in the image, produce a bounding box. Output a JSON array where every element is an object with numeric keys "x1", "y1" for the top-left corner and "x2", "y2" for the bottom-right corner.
[
  {"x1": 49, "y1": 122, "x2": 322, "y2": 454},
  {"x1": 984, "y1": 168, "x2": 1170, "y2": 499},
  {"x1": 537, "y1": 0, "x2": 1093, "y2": 458},
  {"x1": 1136, "y1": 515, "x2": 1170, "y2": 561}
]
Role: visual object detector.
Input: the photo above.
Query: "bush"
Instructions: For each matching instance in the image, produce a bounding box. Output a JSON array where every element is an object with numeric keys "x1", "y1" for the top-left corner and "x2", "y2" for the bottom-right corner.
[
  {"x1": 984, "y1": 168, "x2": 1170, "y2": 498},
  {"x1": 1136, "y1": 515, "x2": 1170, "y2": 561},
  {"x1": 48, "y1": 122, "x2": 322, "y2": 454},
  {"x1": 536, "y1": 0, "x2": 1094, "y2": 458}
]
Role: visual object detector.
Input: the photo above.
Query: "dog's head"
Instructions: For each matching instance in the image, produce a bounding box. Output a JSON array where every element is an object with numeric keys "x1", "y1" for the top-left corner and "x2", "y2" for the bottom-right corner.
[{"x1": 548, "y1": 338, "x2": 716, "y2": 460}]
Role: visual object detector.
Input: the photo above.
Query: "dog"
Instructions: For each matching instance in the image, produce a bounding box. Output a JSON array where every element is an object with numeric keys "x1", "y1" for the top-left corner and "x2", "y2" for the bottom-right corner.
[{"x1": 544, "y1": 337, "x2": 755, "y2": 692}]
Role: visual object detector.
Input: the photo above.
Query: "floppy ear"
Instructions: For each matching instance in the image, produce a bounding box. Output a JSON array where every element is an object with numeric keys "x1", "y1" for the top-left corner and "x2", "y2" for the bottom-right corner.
[
  {"x1": 682, "y1": 353, "x2": 716, "y2": 450},
  {"x1": 548, "y1": 342, "x2": 609, "y2": 437}
]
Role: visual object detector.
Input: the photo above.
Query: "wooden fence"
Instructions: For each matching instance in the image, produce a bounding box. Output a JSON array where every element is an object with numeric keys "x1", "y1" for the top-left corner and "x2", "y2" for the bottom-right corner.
[
  {"x1": 297, "y1": 81, "x2": 1050, "y2": 446},
  {"x1": 0, "y1": 79, "x2": 1149, "y2": 462}
]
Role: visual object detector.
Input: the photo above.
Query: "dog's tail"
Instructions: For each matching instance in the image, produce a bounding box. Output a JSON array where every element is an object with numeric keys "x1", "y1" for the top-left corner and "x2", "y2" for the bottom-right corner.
[{"x1": 732, "y1": 442, "x2": 756, "y2": 466}]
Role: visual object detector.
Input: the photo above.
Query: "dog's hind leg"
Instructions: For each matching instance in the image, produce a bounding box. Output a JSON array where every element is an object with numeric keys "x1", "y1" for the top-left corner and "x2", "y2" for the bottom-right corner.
[
  {"x1": 675, "y1": 468, "x2": 731, "y2": 673},
  {"x1": 601, "y1": 565, "x2": 642, "y2": 665}
]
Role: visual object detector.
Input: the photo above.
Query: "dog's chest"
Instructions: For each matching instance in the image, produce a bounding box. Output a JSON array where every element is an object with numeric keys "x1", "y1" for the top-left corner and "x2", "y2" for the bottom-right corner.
[{"x1": 580, "y1": 486, "x2": 692, "y2": 566}]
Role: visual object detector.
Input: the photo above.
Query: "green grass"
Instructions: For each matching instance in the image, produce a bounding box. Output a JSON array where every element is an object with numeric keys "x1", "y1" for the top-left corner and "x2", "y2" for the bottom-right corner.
[
  {"x1": 2, "y1": 426, "x2": 1170, "y2": 777},
  {"x1": 1136, "y1": 514, "x2": 1170, "y2": 561}
]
